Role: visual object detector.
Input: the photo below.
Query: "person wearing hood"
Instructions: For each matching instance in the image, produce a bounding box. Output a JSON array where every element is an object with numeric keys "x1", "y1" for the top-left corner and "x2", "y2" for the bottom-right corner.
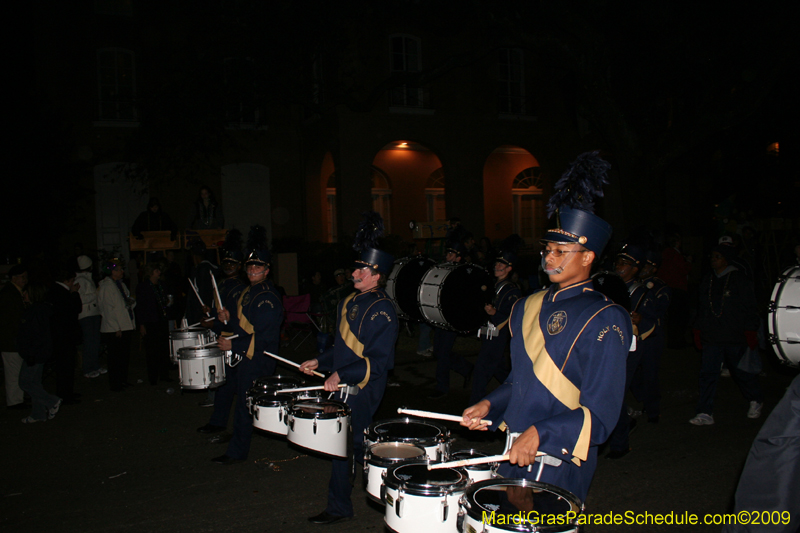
[{"x1": 131, "y1": 197, "x2": 177, "y2": 241}]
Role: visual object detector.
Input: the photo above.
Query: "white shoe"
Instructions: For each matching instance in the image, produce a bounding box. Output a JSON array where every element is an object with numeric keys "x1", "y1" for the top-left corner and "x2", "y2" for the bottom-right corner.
[
  {"x1": 627, "y1": 406, "x2": 642, "y2": 418},
  {"x1": 49, "y1": 398, "x2": 63, "y2": 420},
  {"x1": 22, "y1": 416, "x2": 45, "y2": 424},
  {"x1": 689, "y1": 413, "x2": 714, "y2": 425},
  {"x1": 747, "y1": 401, "x2": 763, "y2": 419},
  {"x1": 98, "y1": 367, "x2": 108, "y2": 375},
  {"x1": 84, "y1": 370, "x2": 101, "y2": 378},
  {"x1": 720, "y1": 368, "x2": 731, "y2": 378}
]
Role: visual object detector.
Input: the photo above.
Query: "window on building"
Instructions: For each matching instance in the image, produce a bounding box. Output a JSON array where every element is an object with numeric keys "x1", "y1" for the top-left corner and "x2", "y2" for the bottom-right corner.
[
  {"x1": 224, "y1": 57, "x2": 258, "y2": 127},
  {"x1": 326, "y1": 173, "x2": 337, "y2": 243},
  {"x1": 512, "y1": 167, "x2": 545, "y2": 242},
  {"x1": 425, "y1": 168, "x2": 446, "y2": 221},
  {"x1": 497, "y1": 48, "x2": 525, "y2": 115},
  {"x1": 389, "y1": 34, "x2": 425, "y2": 108},
  {"x1": 97, "y1": 48, "x2": 137, "y2": 122},
  {"x1": 371, "y1": 168, "x2": 392, "y2": 233}
]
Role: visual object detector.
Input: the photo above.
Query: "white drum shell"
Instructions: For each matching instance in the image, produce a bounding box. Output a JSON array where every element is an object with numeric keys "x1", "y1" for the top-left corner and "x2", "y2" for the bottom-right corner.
[
  {"x1": 364, "y1": 442, "x2": 427, "y2": 503},
  {"x1": 252, "y1": 394, "x2": 293, "y2": 435},
  {"x1": 418, "y1": 265, "x2": 453, "y2": 326},
  {"x1": 177, "y1": 348, "x2": 225, "y2": 389},
  {"x1": 364, "y1": 418, "x2": 452, "y2": 462},
  {"x1": 169, "y1": 328, "x2": 214, "y2": 363},
  {"x1": 287, "y1": 401, "x2": 351, "y2": 459},
  {"x1": 769, "y1": 266, "x2": 800, "y2": 366}
]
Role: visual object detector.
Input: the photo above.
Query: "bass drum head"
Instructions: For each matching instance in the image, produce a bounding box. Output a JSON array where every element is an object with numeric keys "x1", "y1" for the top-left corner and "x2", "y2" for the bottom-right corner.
[
  {"x1": 435, "y1": 263, "x2": 492, "y2": 333},
  {"x1": 389, "y1": 257, "x2": 435, "y2": 322},
  {"x1": 769, "y1": 266, "x2": 800, "y2": 366},
  {"x1": 463, "y1": 479, "x2": 583, "y2": 532}
]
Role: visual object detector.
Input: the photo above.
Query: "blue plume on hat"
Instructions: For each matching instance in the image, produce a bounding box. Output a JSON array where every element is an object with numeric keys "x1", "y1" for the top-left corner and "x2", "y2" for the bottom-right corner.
[
  {"x1": 353, "y1": 211, "x2": 385, "y2": 252},
  {"x1": 546, "y1": 151, "x2": 611, "y2": 219},
  {"x1": 245, "y1": 225, "x2": 270, "y2": 265},
  {"x1": 221, "y1": 228, "x2": 243, "y2": 263}
]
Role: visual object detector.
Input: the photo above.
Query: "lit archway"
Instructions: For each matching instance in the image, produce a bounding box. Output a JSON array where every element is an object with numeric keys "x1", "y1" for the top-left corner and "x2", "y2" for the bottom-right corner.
[{"x1": 482, "y1": 146, "x2": 541, "y2": 243}]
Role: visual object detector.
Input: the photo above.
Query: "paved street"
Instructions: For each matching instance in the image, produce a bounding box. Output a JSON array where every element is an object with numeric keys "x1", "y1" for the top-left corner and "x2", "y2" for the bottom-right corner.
[{"x1": 3, "y1": 330, "x2": 797, "y2": 533}]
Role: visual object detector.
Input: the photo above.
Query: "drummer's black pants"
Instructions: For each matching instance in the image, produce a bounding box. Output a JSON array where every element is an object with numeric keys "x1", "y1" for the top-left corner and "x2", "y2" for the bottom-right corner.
[{"x1": 226, "y1": 353, "x2": 275, "y2": 460}]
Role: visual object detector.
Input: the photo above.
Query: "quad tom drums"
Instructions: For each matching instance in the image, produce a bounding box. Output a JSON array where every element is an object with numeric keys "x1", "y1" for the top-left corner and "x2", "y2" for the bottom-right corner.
[
  {"x1": 251, "y1": 392, "x2": 294, "y2": 435},
  {"x1": 383, "y1": 461, "x2": 469, "y2": 533},
  {"x1": 458, "y1": 478, "x2": 583, "y2": 533},
  {"x1": 386, "y1": 256, "x2": 436, "y2": 322},
  {"x1": 768, "y1": 265, "x2": 800, "y2": 367},
  {"x1": 177, "y1": 346, "x2": 226, "y2": 389},
  {"x1": 364, "y1": 442, "x2": 427, "y2": 503},
  {"x1": 448, "y1": 449, "x2": 499, "y2": 484},
  {"x1": 418, "y1": 263, "x2": 492, "y2": 333},
  {"x1": 365, "y1": 418, "x2": 452, "y2": 461}
]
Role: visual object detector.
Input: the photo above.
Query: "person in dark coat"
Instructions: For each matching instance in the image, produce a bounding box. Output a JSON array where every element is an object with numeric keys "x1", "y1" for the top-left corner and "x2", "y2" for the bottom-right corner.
[
  {"x1": 47, "y1": 262, "x2": 83, "y2": 404},
  {"x1": 189, "y1": 186, "x2": 224, "y2": 230},
  {"x1": 1, "y1": 264, "x2": 29, "y2": 408},
  {"x1": 135, "y1": 262, "x2": 172, "y2": 385},
  {"x1": 18, "y1": 283, "x2": 62, "y2": 423},
  {"x1": 131, "y1": 197, "x2": 178, "y2": 241}
]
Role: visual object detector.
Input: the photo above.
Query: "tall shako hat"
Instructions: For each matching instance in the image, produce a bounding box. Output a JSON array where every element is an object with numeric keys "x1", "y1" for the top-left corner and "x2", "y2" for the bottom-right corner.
[
  {"x1": 445, "y1": 242, "x2": 466, "y2": 257},
  {"x1": 352, "y1": 211, "x2": 394, "y2": 274},
  {"x1": 645, "y1": 249, "x2": 662, "y2": 267},
  {"x1": 245, "y1": 225, "x2": 271, "y2": 266},
  {"x1": 496, "y1": 250, "x2": 517, "y2": 267},
  {"x1": 541, "y1": 151, "x2": 613, "y2": 256},
  {"x1": 617, "y1": 243, "x2": 646, "y2": 267},
  {"x1": 220, "y1": 229, "x2": 243, "y2": 264}
]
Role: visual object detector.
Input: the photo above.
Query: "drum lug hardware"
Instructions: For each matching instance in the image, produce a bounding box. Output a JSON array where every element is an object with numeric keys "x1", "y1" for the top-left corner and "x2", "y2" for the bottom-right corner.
[
  {"x1": 768, "y1": 301, "x2": 777, "y2": 312},
  {"x1": 337, "y1": 420, "x2": 342, "y2": 433},
  {"x1": 441, "y1": 496, "x2": 449, "y2": 522},
  {"x1": 289, "y1": 418, "x2": 294, "y2": 431},
  {"x1": 456, "y1": 507, "x2": 465, "y2": 531},
  {"x1": 254, "y1": 408, "x2": 259, "y2": 420},
  {"x1": 313, "y1": 419, "x2": 317, "y2": 434},
  {"x1": 279, "y1": 406, "x2": 284, "y2": 422},
  {"x1": 395, "y1": 492, "x2": 404, "y2": 518},
  {"x1": 768, "y1": 334, "x2": 778, "y2": 345}
]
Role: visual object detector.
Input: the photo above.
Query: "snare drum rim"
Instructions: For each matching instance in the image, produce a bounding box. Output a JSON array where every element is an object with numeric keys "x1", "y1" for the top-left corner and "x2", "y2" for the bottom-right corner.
[
  {"x1": 366, "y1": 417, "x2": 450, "y2": 447},
  {"x1": 177, "y1": 346, "x2": 224, "y2": 359},
  {"x1": 462, "y1": 478, "x2": 584, "y2": 526},
  {"x1": 365, "y1": 442, "x2": 427, "y2": 468},
  {"x1": 169, "y1": 328, "x2": 209, "y2": 340},
  {"x1": 289, "y1": 399, "x2": 352, "y2": 419},
  {"x1": 384, "y1": 460, "x2": 469, "y2": 496},
  {"x1": 449, "y1": 449, "x2": 494, "y2": 471},
  {"x1": 253, "y1": 392, "x2": 294, "y2": 407}
]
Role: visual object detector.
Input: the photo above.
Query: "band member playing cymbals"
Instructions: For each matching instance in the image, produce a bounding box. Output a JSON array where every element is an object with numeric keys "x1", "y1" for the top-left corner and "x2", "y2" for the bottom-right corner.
[
  {"x1": 461, "y1": 152, "x2": 632, "y2": 502},
  {"x1": 209, "y1": 226, "x2": 283, "y2": 465},
  {"x1": 300, "y1": 212, "x2": 398, "y2": 525}
]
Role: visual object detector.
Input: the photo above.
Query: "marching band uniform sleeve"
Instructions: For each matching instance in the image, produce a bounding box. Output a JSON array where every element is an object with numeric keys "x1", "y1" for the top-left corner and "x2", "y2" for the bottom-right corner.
[
  {"x1": 493, "y1": 284, "x2": 522, "y2": 329},
  {"x1": 637, "y1": 281, "x2": 671, "y2": 340}
]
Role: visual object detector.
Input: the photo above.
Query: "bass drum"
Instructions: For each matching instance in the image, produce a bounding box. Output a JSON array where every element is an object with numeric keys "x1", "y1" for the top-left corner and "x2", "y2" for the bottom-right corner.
[
  {"x1": 459, "y1": 478, "x2": 583, "y2": 533},
  {"x1": 386, "y1": 256, "x2": 436, "y2": 322},
  {"x1": 768, "y1": 265, "x2": 800, "y2": 367},
  {"x1": 418, "y1": 263, "x2": 492, "y2": 333}
]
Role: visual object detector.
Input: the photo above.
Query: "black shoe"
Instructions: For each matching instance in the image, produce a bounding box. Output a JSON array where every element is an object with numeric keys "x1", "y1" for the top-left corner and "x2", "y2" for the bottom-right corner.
[
  {"x1": 647, "y1": 415, "x2": 660, "y2": 424},
  {"x1": 211, "y1": 454, "x2": 244, "y2": 465},
  {"x1": 209, "y1": 433, "x2": 232, "y2": 444},
  {"x1": 463, "y1": 368, "x2": 474, "y2": 389},
  {"x1": 607, "y1": 448, "x2": 631, "y2": 460},
  {"x1": 197, "y1": 423, "x2": 226, "y2": 434},
  {"x1": 308, "y1": 511, "x2": 352, "y2": 525},
  {"x1": 426, "y1": 390, "x2": 447, "y2": 400}
]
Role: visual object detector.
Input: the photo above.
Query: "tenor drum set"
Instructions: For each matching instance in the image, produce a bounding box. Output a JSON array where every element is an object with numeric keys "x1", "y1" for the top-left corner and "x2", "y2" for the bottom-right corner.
[
  {"x1": 768, "y1": 265, "x2": 800, "y2": 367},
  {"x1": 386, "y1": 256, "x2": 493, "y2": 333}
]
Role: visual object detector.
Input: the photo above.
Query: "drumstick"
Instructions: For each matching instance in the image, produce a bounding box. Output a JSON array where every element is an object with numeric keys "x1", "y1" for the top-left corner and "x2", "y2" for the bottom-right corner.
[
  {"x1": 397, "y1": 407, "x2": 492, "y2": 426},
  {"x1": 188, "y1": 322, "x2": 202, "y2": 328},
  {"x1": 427, "y1": 451, "x2": 545, "y2": 471},
  {"x1": 274, "y1": 384, "x2": 348, "y2": 394},
  {"x1": 209, "y1": 272, "x2": 227, "y2": 325},
  {"x1": 195, "y1": 334, "x2": 239, "y2": 348},
  {"x1": 188, "y1": 278, "x2": 210, "y2": 316},
  {"x1": 264, "y1": 351, "x2": 326, "y2": 378}
]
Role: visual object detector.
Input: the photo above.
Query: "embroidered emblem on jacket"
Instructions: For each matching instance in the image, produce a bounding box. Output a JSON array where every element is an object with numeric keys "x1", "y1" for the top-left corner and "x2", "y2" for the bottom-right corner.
[
  {"x1": 547, "y1": 310, "x2": 567, "y2": 335},
  {"x1": 371, "y1": 311, "x2": 392, "y2": 321},
  {"x1": 348, "y1": 304, "x2": 359, "y2": 321},
  {"x1": 242, "y1": 292, "x2": 251, "y2": 306}
]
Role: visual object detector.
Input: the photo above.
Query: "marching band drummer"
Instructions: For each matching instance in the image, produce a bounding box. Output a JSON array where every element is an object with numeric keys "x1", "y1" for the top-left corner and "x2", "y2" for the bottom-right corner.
[
  {"x1": 207, "y1": 226, "x2": 283, "y2": 465},
  {"x1": 197, "y1": 230, "x2": 247, "y2": 436},
  {"x1": 300, "y1": 213, "x2": 398, "y2": 525},
  {"x1": 469, "y1": 250, "x2": 522, "y2": 406},
  {"x1": 461, "y1": 152, "x2": 632, "y2": 503}
]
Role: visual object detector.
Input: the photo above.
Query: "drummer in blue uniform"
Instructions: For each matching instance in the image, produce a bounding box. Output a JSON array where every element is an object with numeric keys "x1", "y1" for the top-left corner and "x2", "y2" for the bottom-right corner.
[
  {"x1": 630, "y1": 249, "x2": 671, "y2": 424},
  {"x1": 300, "y1": 213, "x2": 399, "y2": 525},
  {"x1": 469, "y1": 250, "x2": 522, "y2": 406},
  {"x1": 461, "y1": 151, "x2": 632, "y2": 503},
  {"x1": 207, "y1": 226, "x2": 283, "y2": 465},
  {"x1": 606, "y1": 243, "x2": 647, "y2": 458},
  {"x1": 196, "y1": 230, "x2": 248, "y2": 436}
]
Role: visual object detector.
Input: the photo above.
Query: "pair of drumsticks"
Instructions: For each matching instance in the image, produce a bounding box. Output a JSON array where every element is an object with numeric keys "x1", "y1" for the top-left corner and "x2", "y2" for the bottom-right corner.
[{"x1": 188, "y1": 273, "x2": 227, "y2": 325}]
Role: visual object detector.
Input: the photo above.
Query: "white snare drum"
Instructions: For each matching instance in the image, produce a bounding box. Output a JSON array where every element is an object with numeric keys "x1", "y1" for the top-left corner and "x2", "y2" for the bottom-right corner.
[
  {"x1": 246, "y1": 375, "x2": 306, "y2": 412},
  {"x1": 252, "y1": 392, "x2": 294, "y2": 435},
  {"x1": 418, "y1": 263, "x2": 492, "y2": 333},
  {"x1": 177, "y1": 346, "x2": 226, "y2": 389},
  {"x1": 458, "y1": 479, "x2": 583, "y2": 533},
  {"x1": 383, "y1": 461, "x2": 469, "y2": 533},
  {"x1": 287, "y1": 399, "x2": 351, "y2": 458},
  {"x1": 768, "y1": 265, "x2": 800, "y2": 367},
  {"x1": 364, "y1": 442, "x2": 427, "y2": 503},
  {"x1": 449, "y1": 449, "x2": 498, "y2": 484},
  {"x1": 169, "y1": 327, "x2": 214, "y2": 363},
  {"x1": 365, "y1": 418, "x2": 452, "y2": 461}
]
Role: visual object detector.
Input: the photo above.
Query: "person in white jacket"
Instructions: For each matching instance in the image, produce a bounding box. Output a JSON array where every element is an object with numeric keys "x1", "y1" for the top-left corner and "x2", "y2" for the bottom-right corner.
[
  {"x1": 76, "y1": 256, "x2": 104, "y2": 378},
  {"x1": 97, "y1": 258, "x2": 136, "y2": 392}
]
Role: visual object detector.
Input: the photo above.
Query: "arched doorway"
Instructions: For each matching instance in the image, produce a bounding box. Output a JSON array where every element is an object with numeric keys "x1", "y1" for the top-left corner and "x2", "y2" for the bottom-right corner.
[{"x1": 482, "y1": 146, "x2": 541, "y2": 244}]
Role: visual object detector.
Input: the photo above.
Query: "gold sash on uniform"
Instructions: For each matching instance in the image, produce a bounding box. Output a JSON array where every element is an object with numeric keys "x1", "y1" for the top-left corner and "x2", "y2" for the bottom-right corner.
[{"x1": 338, "y1": 293, "x2": 370, "y2": 389}]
